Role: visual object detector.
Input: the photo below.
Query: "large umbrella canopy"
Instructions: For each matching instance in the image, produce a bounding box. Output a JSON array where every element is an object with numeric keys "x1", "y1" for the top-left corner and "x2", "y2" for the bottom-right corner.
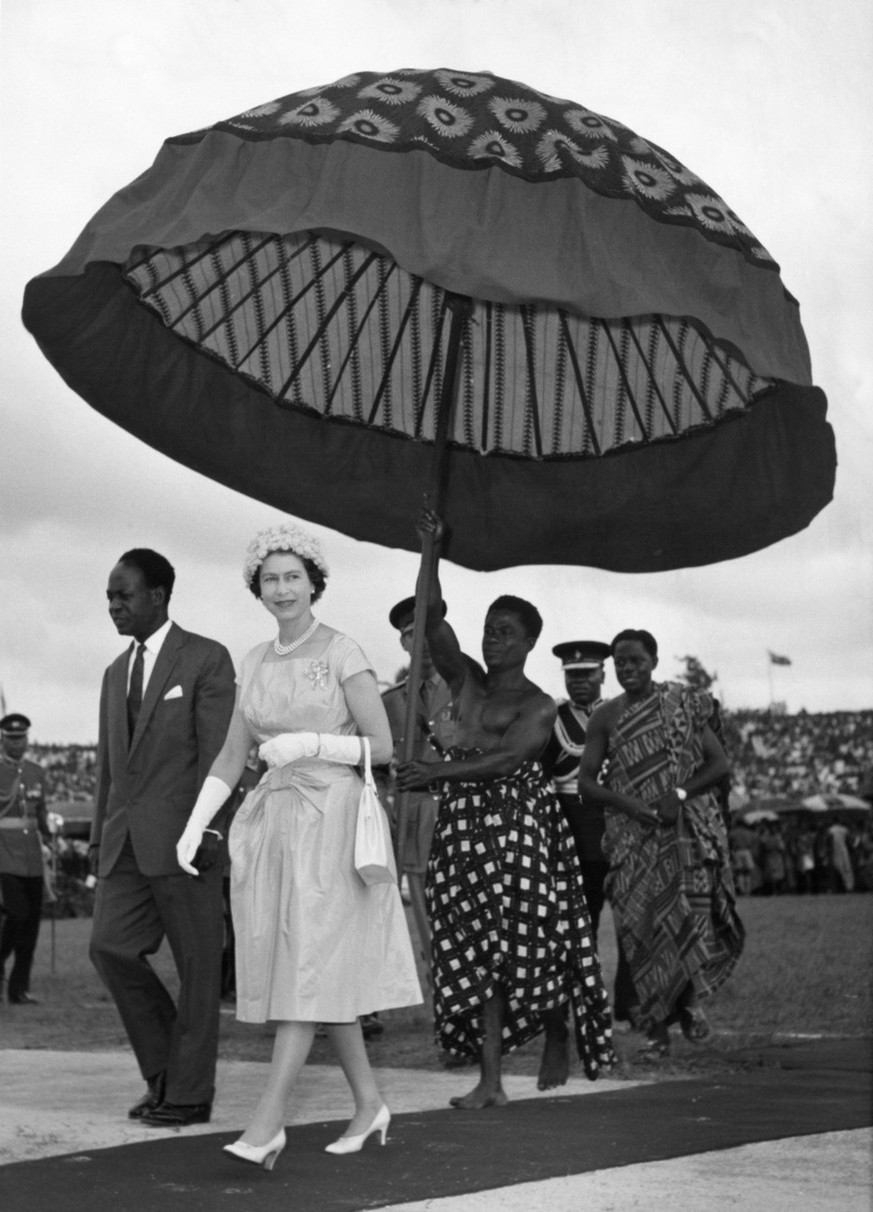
[{"x1": 22, "y1": 67, "x2": 834, "y2": 573}]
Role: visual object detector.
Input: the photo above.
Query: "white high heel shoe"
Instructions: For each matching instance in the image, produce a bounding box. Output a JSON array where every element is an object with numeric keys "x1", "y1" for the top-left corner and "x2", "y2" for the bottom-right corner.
[
  {"x1": 223, "y1": 1128, "x2": 286, "y2": 1170},
  {"x1": 324, "y1": 1104, "x2": 390, "y2": 1154}
]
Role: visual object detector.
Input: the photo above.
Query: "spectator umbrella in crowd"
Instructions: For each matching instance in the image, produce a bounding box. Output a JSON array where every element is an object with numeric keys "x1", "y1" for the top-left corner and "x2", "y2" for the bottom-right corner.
[
  {"x1": 22, "y1": 69, "x2": 836, "y2": 857},
  {"x1": 802, "y1": 793, "x2": 870, "y2": 814}
]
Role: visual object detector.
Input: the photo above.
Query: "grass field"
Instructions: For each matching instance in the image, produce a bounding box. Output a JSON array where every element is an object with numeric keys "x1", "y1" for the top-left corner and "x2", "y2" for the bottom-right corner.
[{"x1": 3, "y1": 895, "x2": 870, "y2": 1079}]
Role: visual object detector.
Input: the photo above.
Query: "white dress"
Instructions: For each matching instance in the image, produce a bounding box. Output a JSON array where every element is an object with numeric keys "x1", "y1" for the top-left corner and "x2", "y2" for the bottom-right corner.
[{"x1": 229, "y1": 634, "x2": 422, "y2": 1023}]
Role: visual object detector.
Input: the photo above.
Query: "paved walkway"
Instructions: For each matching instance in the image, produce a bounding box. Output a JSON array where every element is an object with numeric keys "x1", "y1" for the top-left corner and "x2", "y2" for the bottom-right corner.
[{"x1": 1, "y1": 1046, "x2": 870, "y2": 1210}]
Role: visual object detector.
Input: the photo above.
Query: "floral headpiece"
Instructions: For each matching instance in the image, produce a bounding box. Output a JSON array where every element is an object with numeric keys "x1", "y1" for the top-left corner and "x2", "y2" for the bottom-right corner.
[{"x1": 243, "y1": 523, "x2": 330, "y2": 587}]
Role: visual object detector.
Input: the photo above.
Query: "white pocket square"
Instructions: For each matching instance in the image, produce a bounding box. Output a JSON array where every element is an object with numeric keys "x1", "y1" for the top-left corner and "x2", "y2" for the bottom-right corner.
[{"x1": 163, "y1": 685, "x2": 184, "y2": 700}]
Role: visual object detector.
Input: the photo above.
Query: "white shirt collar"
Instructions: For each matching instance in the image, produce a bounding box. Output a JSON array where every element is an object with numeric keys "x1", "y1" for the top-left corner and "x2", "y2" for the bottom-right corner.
[{"x1": 140, "y1": 617, "x2": 173, "y2": 656}]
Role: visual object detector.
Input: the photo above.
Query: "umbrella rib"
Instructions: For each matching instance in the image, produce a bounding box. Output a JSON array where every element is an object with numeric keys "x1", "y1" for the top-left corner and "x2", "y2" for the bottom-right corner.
[
  {"x1": 274, "y1": 249, "x2": 381, "y2": 400},
  {"x1": 480, "y1": 304, "x2": 493, "y2": 452},
  {"x1": 519, "y1": 305, "x2": 543, "y2": 457},
  {"x1": 558, "y1": 311, "x2": 602, "y2": 456},
  {"x1": 623, "y1": 321, "x2": 679, "y2": 436},
  {"x1": 322, "y1": 264, "x2": 393, "y2": 416},
  {"x1": 655, "y1": 317, "x2": 715, "y2": 423},
  {"x1": 230, "y1": 239, "x2": 355, "y2": 371},
  {"x1": 413, "y1": 294, "x2": 450, "y2": 440},
  {"x1": 366, "y1": 274, "x2": 424, "y2": 426},
  {"x1": 125, "y1": 232, "x2": 230, "y2": 280},
  {"x1": 600, "y1": 320, "x2": 650, "y2": 442},
  {"x1": 320, "y1": 258, "x2": 402, "y2": 416},
  {"x1": 135, "y1": 234, "x2": 279, "y2": 337},
  {"x1": 701, "y1": 338, "x2": 757, "y2": 410}
]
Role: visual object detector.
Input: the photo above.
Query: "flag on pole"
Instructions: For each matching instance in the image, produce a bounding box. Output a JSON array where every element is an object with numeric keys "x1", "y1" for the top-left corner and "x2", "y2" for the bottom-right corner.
[{"x1": 768, "y1": 651, "x2": 792, "y2": 666}]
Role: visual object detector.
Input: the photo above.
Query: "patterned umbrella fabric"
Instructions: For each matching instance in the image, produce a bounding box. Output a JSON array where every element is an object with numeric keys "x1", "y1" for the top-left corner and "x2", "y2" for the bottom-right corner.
[{"x1": 22, "y1": 67, "x2": 835, "y2": 572}]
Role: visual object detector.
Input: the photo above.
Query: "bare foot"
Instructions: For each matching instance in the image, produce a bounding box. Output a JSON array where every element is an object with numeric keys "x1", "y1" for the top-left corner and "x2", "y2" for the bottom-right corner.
[
  {"x1": 537, "y1": 1032, "x2": 569, "y2": 1091},
  {"x1": 448, "y1": 1084, "x2": 509, "y2": 1110}
]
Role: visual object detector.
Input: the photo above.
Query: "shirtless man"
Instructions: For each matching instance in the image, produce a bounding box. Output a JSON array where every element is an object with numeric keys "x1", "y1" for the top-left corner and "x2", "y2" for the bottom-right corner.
[{"x1": 397, "y1": 512, "x2": 614, "y2": 1108}]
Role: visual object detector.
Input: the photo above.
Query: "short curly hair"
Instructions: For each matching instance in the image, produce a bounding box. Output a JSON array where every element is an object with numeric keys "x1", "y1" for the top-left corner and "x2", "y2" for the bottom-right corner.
[
  {"x1": 244, "y1": 524, "x2": 329, "y2": 603},
  {"x1": 610, "y1": 628, "x2": 658, "y2": 659},
  {"x1": 487, "y1": 594, "x2": 543, "y2": 641}
]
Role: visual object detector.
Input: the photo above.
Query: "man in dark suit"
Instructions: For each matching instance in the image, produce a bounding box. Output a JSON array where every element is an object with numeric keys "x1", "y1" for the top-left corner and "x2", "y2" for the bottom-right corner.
[{"x1": 89, "y1": 548, "x2": 235, "y2": 1127}]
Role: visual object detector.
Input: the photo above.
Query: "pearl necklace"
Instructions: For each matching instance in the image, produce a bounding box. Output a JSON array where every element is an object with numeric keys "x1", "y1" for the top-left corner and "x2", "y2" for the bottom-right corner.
[{"x1": 273, "y1": 617, "x2": 319, "y2": 657}]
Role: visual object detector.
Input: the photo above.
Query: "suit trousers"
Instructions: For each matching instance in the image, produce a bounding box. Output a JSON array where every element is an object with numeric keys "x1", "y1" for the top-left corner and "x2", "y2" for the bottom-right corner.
[
  {"x1": 0, "y1": 874, "x2": 44, "y2": 998},
  {"x1": 89, "y1": 836, "x2": 224, "y2": 1104}
]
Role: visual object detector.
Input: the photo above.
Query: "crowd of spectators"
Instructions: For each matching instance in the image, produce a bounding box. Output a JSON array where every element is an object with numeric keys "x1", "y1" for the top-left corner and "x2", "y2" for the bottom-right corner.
[
  {"x1": 716, "y1": 709, "x2": 873, "y2": 896},
  {"x1": 29, "y1": 707, "x2": 873, "y2": 914},
  {"x1": 720, "y1": 708, "x2": 873, "y2": 801},
  {"x1": 32, "y1": 744, "x2": 97, "y2": 804}
]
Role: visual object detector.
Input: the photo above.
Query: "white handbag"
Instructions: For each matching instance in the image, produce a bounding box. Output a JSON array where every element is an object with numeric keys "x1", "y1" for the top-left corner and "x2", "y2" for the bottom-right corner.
[{"x1": 354, "y1": 737, "x2": 397, "y2": 886}]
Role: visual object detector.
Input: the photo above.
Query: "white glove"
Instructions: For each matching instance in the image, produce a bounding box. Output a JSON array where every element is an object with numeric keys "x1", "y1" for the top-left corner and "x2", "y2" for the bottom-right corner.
[
  {"x1": 176, "y1": 775, "x2": 232, "y2": 875},
  {"x1": 259, "y1": 732, "x2": 363, "y2": 768},
  {"x1": 316, "y1": 733, "x2": 363, "y2": 765},
  {"x1": 259, "y1": 732, "x2": 320, "y2": 768}
]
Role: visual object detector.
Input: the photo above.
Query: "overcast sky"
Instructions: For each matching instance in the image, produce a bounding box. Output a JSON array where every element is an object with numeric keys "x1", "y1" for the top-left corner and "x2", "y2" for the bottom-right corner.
[{"x1": 2, "y1": 0, "x2": 871, "y2": 742}]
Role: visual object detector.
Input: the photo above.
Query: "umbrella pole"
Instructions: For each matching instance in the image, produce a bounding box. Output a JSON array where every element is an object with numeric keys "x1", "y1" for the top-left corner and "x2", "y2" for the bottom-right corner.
[
  {"x1": 394, "y1": 294, "x2": 471, "y2": 882},
  {"x1": 49, "y1": 832, "x2": 57, "y2": 975}
]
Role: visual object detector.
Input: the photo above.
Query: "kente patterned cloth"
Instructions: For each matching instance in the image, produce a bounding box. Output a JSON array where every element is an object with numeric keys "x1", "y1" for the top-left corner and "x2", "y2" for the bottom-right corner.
[
  {"x1": 603, "y1": 683, "x2": 744, "y2": 1027},
  {"x1": 426, "y1": 753, "x2": 615, "y2": 1079}
]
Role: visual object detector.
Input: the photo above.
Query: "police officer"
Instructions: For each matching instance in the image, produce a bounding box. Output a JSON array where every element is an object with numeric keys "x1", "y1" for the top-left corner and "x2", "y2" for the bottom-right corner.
[
  {"x1": 0, "y1": 713, "x2": 50, "y2": 1004},
  {"x1": 541, "y1": 642, "x2": 612, "y2": 930},
  {"x1": 541, "y1": 643, "x2": 638, "y2": 1027},
  {"x1": 381, "y1": 596, "x2": 459, "y2": 979}
]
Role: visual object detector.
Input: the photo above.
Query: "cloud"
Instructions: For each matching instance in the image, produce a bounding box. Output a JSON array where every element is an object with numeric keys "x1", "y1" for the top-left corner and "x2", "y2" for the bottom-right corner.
[{"x1": 2, "y1": 0, "x2": 872, "y2": 739}]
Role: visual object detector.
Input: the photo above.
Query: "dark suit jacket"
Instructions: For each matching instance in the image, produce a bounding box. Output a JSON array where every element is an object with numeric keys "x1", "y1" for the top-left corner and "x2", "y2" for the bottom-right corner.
[{"x1": 91, "y1": 622, "x2": 236, "y2": 877}]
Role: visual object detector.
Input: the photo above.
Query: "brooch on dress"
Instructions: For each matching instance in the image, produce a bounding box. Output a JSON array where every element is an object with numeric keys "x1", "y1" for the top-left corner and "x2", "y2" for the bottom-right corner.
[{"x1": 305, "y1": 659, "x2": 329, "y2": 689}]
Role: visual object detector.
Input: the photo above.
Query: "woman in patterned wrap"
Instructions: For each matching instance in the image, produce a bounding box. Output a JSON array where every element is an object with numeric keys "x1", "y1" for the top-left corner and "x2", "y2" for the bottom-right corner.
[
  {"x1": 397, "y1": 509, "x2": 614, "y2": 1109},
  {"x1": 175, "y1": 524, "x2": 421, "y2": 1169},
  {"x1": 579, "y1": 629, "x2": 744, "y2": 1057}
]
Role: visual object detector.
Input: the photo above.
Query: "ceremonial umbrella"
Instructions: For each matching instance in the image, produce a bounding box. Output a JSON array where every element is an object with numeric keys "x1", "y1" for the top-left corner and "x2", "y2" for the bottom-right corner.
[{"x1": 22, "y1": 68, "x2": 835, "y2": 862}]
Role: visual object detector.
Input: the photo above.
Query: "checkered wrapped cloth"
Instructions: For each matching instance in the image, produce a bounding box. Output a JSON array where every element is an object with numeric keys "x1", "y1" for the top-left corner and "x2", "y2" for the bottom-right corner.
[{"x1": 426, "y1": 753, "x2": 615, "y2": 1079}]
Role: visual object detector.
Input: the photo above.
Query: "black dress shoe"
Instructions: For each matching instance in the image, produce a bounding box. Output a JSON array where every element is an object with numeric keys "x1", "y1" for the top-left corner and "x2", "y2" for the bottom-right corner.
[
  {"x1": 140, "y1": 1101, "x2": 212, "y2": 1127},
  {"x1": 128, "y1": 1072, "x2": 166, "y2": 1119},
  {"x1": 8, "y1": 992, "x2": 40, "y2": 1005}
]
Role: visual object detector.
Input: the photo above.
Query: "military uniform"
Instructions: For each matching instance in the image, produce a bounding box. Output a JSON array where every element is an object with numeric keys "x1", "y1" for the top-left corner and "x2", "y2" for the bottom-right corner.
[
  {"x1": 381, "y1": 674, "x2": 458, "y2": 875},
  {"x1": 381, "y1": 596, "x2": 459, "y2": 988},
  {"x1": 542, "y1": 697, "x2": 608, "y2": 928},
  {"x1": 541, "y1": 643, "x2": 637, "y2": 1025},
  {"x1": 0, "y1": 716, "x2": 49, "y2": 1003}
]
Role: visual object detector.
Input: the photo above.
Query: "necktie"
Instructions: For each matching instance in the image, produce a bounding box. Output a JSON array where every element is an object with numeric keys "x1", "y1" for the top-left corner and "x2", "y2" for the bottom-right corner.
[{"x1": 127, "y1": 643, "x2": 146, "y2": 740}]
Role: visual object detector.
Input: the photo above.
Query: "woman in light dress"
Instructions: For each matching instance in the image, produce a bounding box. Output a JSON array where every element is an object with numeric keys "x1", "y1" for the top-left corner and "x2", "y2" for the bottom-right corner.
[{"x1": 176, "y1": 524, "x2": 421, "y2": 1170}]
